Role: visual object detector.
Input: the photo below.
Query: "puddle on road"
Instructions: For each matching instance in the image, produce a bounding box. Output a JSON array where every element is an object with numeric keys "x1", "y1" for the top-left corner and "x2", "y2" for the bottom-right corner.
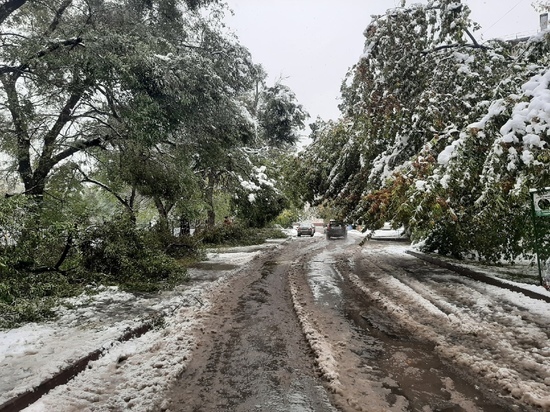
[
  {"x1": 307, "y1": 251, "x2": 344, "y2": 307},
  {"x1": 259, "y1": 381, "x2": 337, "y2": 412},
  {"x1": 345, "y1": 297, "x2": 508, "y2": 412}
]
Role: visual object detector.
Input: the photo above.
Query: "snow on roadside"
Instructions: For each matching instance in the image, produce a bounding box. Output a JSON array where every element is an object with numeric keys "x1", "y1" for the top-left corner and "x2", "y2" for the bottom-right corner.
[
  {"x1": 441, "y1": 261, "x2": 550, "y2": 298},
  {"x1": 1, "y1": 287, "x2": 147, "y2": 405},
  {"x1": 0, "y1": 244, "x2": 272, "y2": 411},
  {"x1": 356, "y1": 246, "x2": 550, "y2": 410},
  {"x1": 22, "y1": 282, "x2": 211, "y2": 412}
]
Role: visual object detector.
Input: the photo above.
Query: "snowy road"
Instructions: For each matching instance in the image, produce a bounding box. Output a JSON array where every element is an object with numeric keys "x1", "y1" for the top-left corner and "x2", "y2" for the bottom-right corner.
[
  {"x1": 331, "y1": 241, "x2": 550, "y2": 411},
  {"x1": 1, "y1": 233, "x2": 550, "y2": 411}
]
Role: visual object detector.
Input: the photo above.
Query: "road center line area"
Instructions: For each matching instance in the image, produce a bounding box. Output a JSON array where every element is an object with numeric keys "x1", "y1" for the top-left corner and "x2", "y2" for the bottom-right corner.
[{"x1": 165, "y1": 240, "x2": 335, "y2": 412}]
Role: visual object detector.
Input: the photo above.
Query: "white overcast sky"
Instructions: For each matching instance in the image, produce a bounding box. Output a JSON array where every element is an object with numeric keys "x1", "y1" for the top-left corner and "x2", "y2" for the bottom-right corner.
[{"x1": 223, "y1": 0, "x2": 544, "y2": 125}]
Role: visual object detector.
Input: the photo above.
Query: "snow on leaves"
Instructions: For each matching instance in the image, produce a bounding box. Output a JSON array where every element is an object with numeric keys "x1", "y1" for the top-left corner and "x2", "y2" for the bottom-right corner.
[{"x1": 298, "y1": 1, "x2": 550, "y2": 262}]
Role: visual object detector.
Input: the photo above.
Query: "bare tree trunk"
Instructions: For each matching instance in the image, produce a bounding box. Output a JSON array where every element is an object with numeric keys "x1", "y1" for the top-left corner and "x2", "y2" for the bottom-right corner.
[
  {"x1": 205, "y1": 170, "x2": 216, "y2": 228},
  {"x1": 179, "y1": 216, "x2": 191, "y2": 236}
]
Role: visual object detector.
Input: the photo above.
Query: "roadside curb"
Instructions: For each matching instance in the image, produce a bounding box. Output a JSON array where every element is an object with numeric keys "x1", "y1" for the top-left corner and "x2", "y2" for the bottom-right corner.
[
  {"x1": 0, "y1": 318, "x2": 158, "y2": 412},
  {"x1": 406, "y1": 250, "x2": 550, "y2": 304},
  {"x1": 0, "y1": 240, "x2": 285, "y2": 412}
]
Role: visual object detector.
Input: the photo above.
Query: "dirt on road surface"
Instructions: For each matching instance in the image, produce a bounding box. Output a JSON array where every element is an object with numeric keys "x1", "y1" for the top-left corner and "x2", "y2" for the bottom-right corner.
[
  {"x1": 165, "y1": 235, "x2": 550, "y2": 412},
  {"x1": 166, "y1": 240, "x2": 334, "y2": 412}
]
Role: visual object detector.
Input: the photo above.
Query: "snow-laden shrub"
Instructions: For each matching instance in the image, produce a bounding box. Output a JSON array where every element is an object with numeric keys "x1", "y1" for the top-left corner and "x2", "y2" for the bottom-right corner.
[{"x1": 79, "y1": 216, "x2": 187, "y2": 292}]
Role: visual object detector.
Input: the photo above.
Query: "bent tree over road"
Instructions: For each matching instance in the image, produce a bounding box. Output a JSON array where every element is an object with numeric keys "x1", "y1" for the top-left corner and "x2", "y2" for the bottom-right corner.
[{"x1": 166, "y1": 234, "x2": 550, "y2": 412}]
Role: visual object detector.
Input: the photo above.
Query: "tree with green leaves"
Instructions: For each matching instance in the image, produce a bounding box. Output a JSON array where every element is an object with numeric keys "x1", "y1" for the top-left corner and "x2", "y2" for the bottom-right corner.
[
  {"x1": 0, "y1": 0, "x2": 250, "y2": 201},
  {"x1": 299, "y1": 0, "x2": 550, "y2": 263},
  {"x1": 257, "y1": 82, "x2": 308, "y2": 147},
  {"x1": 186, "y1": 69, "x2": 308, "y2": 229},
  {"x1": 0, "y1": 0, "x2": 273, "y2": 324}
]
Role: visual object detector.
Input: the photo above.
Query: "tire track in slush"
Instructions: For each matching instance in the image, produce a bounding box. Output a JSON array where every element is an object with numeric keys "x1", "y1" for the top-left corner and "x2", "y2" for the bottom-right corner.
[
  {"x1": 287, "y1": 237, "x2": 523, "y2": 411},
  {"x1": 341, "y1": 243, "x2": 546, "y2": 411},
  {"x1": 166, "y1": 238, "x2": 335, "y2": 412}
]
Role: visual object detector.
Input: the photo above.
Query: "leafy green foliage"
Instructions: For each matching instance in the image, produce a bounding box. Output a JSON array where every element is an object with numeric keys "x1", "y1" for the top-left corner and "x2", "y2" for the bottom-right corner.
[
  {"x1": 258, "y1": 83, "x2": 309, "y2": 147},
  {"x1": 0, "y1": 194, "x2": 192, "y2": 327},
  {"x1": 0, "y1": 0, "x2": 307, "y2": 328},
  {"x1": 232, "y1": 181, "x2": 289, "y2": 228},
  {"x1": 0, "y1": 196, "x2": 82, "y2": 328},
  {"x1": 0, "y1": 271, "x2": 78, "y2": 329},
  {"x1": 274, "y1": 208, "x2": 301, "y2": 229},
  {"x1": 298, "y1": 2, "x2": 550, "y2": 263},
  {"x1": 79, "y1": 217, "x2": 188, "y2": 292}
]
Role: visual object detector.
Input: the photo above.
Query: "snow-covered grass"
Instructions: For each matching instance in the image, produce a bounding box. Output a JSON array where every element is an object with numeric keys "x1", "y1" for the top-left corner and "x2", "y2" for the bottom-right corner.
[
  {"x1": 23, "y1": 287, "x2": 205, "y2": 411},
  {"x1": 412, "y1": 247, "x2": 550, "y2": 291},
  {"x1": 0, "y1": 245, "x2": 269, "y2": 411}
]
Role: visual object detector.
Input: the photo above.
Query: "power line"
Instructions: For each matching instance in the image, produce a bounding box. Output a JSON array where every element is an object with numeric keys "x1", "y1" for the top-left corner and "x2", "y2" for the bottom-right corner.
[{"x1": 483, "y1": 0, "x2": 529, "y2": 33}]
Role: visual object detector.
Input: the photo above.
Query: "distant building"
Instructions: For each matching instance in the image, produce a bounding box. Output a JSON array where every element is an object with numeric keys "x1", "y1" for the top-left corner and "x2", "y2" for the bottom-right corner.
[
  {"x1": 541, "y1": 13, "x2": 548, "y2": 31},
  {"x1": 506, "y1": 13, "x2": 548, "y2": 44}
]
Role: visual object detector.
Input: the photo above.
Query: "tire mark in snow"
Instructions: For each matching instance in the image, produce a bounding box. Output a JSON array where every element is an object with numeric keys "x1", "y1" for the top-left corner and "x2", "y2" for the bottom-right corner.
[
  {"x1": 288, "y1": 264, "x2": 342, "y2": 391},
  {"x1": 347, "y1": 245, "x2": 550, "y2": 411}
]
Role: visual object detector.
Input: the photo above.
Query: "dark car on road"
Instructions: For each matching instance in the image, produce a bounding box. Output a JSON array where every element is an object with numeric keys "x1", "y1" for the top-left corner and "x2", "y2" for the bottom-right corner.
[
  {"x1": 325, "y1": 220, "x2": 347, "y2": 240},
  {"x1": 297, "y1": 223, "x2": 315, "y2": 237}
]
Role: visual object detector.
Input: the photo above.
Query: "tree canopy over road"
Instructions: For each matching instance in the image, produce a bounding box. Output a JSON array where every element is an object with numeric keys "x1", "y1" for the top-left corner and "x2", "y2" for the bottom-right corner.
[{"x1": 291, "y1": 0, "x2": 550, "y2": 263}]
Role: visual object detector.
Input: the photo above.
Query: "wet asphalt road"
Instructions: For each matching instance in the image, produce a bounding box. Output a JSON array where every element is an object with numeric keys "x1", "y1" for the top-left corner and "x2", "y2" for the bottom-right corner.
[
  {"x1": 166, "y1": 234, "x2": 545, "y2": 412},
  {"x1": 166, "y1": 240, "x2": 335, "y2": 412}
]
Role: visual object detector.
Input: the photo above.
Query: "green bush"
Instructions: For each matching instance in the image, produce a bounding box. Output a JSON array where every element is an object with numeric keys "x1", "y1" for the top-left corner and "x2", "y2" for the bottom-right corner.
[
  {"x1": 259, "y1": 227, "x2": 289, "y2": 239},
  {"x1": 0, "y1": 197, "x2": 86, "y2": 327},
  {"x1": 0, "y1": 269, "x2": 81, "y2": 329},
  {"x1": 78, "y1": 217, "x2": 188, "y2": 291},
  {"x1": 274, "y1": 208, "x2": 300, "y2": 228},
  {"x1": 0, "y1": 214, "x2": 194, "y2": 328},
  {"x1": 232, "y1": 184, "x2": 289, "y2": 228},
  {"x1": 199, "y1": 223, "x2": 249, "y2": 246}
]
